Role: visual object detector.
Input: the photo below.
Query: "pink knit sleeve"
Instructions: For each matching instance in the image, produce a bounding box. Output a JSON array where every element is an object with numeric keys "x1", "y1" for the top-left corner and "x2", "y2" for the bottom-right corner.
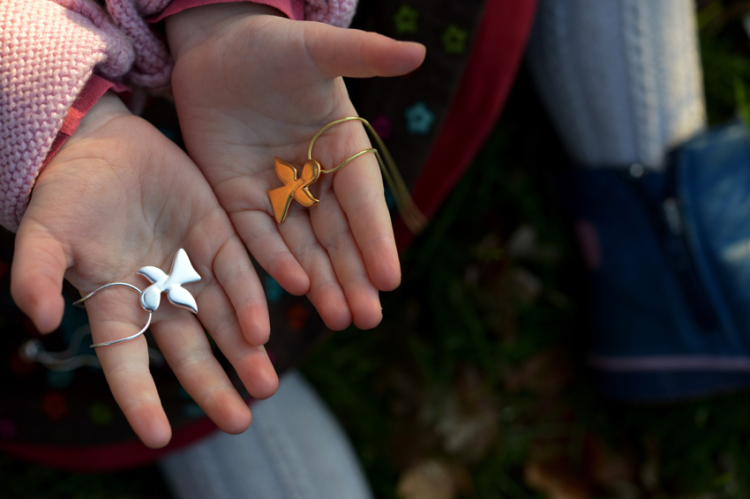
[
  {"x1": 151, "y1": 0, "x2": 304, "y2": 22},
  {"x1": 117, "y1": 0, "x2": 356, "y2": 28},
  {"x1": 303, "y1": 0, "x2": 357, "y2": 27},
  {"x1": 0, "y1": 0, "x2": 134, "y2": 232},
  {"x1": 0, "y1": 0, "x2": 358, "y2": 232},
  {"x1": 102, "y1": 0, "x2": 358, "y2": 88}
]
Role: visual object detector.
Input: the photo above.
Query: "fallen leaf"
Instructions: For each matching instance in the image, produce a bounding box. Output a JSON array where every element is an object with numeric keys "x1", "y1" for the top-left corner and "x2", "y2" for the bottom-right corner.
[
  {"x1": 524, "y1": 459, "x2": 590, "y2": 499},
  {"x1": 397, "y1": 459, "x2": 457, "y2": 499}
]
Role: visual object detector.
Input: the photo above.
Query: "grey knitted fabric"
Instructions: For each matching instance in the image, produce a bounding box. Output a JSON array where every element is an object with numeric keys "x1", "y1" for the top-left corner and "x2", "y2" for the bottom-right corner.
[
  {"x1": 158, "y1": 371, "x2": 373, "y2": 499},
  {"x1": 526, "y1": 0, "x2": 706, "y2": 170}
]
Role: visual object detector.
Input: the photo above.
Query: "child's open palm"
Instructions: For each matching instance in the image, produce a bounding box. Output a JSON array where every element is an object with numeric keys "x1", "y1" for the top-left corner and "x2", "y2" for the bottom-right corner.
[
  {"x1": 166, "y1": 4, "x2": 425, "y2": 330},
  {"x1": 11, "y1": 93, "x2": 277, "y2": 448}
]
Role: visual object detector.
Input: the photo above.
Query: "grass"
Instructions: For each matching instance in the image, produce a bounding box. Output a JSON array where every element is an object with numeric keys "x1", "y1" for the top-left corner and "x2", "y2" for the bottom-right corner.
[
  {"x1": 5, "y1": 1, "x2": 750, "y2": 497},
  {"x1": 304, "y1": 1, "x2": 750, "y2": 497},
  {"x1": 304, "y1": 72, "x2": 581, "y2": 498}
]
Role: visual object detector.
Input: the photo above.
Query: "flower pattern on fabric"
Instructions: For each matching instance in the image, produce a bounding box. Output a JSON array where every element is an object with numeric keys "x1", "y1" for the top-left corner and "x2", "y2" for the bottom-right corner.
[
  {"x1": 267, "y1": 348, "x2": 278, "y2": 365},
  {"x1": 384, "y1": 186, "x2": 397, "y2": 209},
  {"x1": 178, "y1": 385, "x2": 192, "y2": 400},
  {"x1": 47, "y1": 370, "x2": 74, "y2": 389},
  {"x1": 442, "y1": 24, "x2": 468, "y2": 54},
  {"x1": 264, "y1": 274, "x2": 285, "y2": 304},
  {"x1": 372, "y1": 114, "x2": 394, "y2": 139},
  {"x1": 22, "y1": 316, "x2": 38, "y2": 335},
  {"x1": 287, "y1": 302, "x2": 310, "y2": 332},
  {"x1": 41, "y1": 391, "x2": 68, "y2": 422},
  {"x1": 89, "y1": 402, "x2": 114, "y2": 426},
  {"x1": 394, "y1": 4, "x2": 419, "y2": 34},
  {"x1": 0, "y1": 418, "x2": 17, "y2": 439},
  {"x1": 177, "y1": 385, "x2": 205, "y2": 417},
  {"x1": 9, "y1": 350, "x2": 36, "y2": 376},
  {"x1": 183, "y1": 403, "x2": 205, "y2": 419},
  {"x1": 405, "y1": 102, "x2": 435, "y2": 135}
]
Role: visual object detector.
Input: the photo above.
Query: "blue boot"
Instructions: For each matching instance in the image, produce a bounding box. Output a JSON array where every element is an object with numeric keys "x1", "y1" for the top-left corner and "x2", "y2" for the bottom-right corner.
[{"x1": 560, "y1": 121, "x2": 750, "y2": 401}]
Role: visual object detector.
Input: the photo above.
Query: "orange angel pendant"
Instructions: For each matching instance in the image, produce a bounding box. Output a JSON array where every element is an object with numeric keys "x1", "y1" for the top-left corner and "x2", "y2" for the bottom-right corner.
[
  {"x1": 267, "y1": 157, "x2": 322, "y2": 224},
  {"x1": 266, "y1": 117, "x2": 426, "y2": 233}
]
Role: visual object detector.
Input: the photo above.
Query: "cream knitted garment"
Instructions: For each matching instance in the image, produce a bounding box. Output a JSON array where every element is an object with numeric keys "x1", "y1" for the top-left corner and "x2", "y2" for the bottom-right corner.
[{"x1": 526, "y1": 0, "x2": 706, "y2": 170}]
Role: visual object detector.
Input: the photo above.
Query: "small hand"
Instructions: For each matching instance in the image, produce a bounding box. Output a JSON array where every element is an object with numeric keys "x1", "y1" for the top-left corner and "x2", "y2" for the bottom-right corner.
[
  {"x1": 10, "y1": 93, "x2": 278, "y2": 448},
  {"x1": 166, "y1": 5, "x2": 425, "y2": 330}
]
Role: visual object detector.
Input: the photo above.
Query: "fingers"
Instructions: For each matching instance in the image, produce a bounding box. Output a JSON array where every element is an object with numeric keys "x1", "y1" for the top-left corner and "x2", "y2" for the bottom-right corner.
[
  {"x1": 267, "y1": 180, "x2": 389, "y2": 330},
  {"x1": 218, "y1": 173, "x2": 311, "y2": 296},
  {"x1": 230, "y1": 123, "x2": 399, "y2": 329},
  {"x1": 305, "y1": 25, "x2": 426, "y2": 79},
  {"x1": 301, "y1": 121, "x2": 400, "y2": 328},
  {"x1": 211, "y1": 235, "x2": 272, "y2": 346},
  {"x1": 151, "y1": 308, "x2": 252, "y2": 435},
  {"x1": 179, "y1": 215, "x2": 278, "y2": 410},
  {"x1": 229, "y1": 179, "x2": 356, "y2": 330},
  {"x1": 85, "y1": 288, "x2": 171, "y2": 448},
  {"x1": 279, "y1": 211, "x2": 352, "y2": 330},
  {"x1": 87, "y1": 275, "x2": 269, "y2": 446},
  {"x1": 332, "y1": 152, "x2": 402, "y2": 292},
  {"x1": 234, "y1": 209, "x2": 310, "y2": 296},
  {"x1": 310, "y1": 191, "x2": 384, "y2": 330},
  {"x1": 195, "y1": 280, "x2": 279, "y2": 399},
  {"x1": 11, "y1": 221, "x2": 68, "y2": 333},
  {"x1": 311, "y1": 118, "x2": 402, "y2": 292},
  {"x1": 83, "y1": 236, "x2": 273, "y2": 445}
]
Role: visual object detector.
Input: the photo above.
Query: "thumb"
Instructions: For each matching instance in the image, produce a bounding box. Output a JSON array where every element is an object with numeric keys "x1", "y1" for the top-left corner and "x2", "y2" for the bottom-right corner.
[
  {"x1": 305, "y1": 24, "x2": 426, "y2": 79},
  {"x1": 11, "y1": 222, "x2": 68, "y2": 333}
]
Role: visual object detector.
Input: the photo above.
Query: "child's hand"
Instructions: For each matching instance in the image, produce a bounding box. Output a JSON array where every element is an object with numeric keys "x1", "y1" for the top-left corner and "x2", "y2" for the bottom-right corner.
[
  {"x1": 10, "y1": 93, "x2": 277, "y2": 448},
  {"x1": 166, "y1": 4, "x2": 425, "y2": 331}
]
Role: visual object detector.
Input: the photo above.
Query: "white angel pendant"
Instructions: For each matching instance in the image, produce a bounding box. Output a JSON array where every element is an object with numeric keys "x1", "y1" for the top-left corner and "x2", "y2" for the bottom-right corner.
[{"x1": 138, "y1": 248, "x2": 201, "y2": 313}]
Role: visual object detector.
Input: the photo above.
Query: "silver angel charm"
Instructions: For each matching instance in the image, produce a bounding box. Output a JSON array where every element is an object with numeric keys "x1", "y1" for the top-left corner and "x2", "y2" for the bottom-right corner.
[
  {"x1": 76, "y1": 249, "x2": 202, "y2": 348},
  {"x1": 138, "y1": 248, "x2": 201, "y2": 313}
]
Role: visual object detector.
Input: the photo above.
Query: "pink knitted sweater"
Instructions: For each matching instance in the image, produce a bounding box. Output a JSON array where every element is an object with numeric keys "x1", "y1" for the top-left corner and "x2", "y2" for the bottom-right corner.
[{"x1": 0, "y1": 0, "x2": 357, "y2": 232}]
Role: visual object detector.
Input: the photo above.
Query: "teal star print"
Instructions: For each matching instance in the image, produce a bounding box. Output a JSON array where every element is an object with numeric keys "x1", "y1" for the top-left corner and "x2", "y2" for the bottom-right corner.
[
  {"x1": 394, "y1": 4, "x2": 419, "y2": 34},
  {"x1": 405, "y1": 102, "x2": 435, "y2": 135},
  {"x1": 442, "y1": 24, "x2": 468, "y2": 54},
  {"x1": 264, "y1": 274, "x2": 285, "y2": 304},
  {"x1": 89, "y1": 402, "x2": 113, "y2": 426}
]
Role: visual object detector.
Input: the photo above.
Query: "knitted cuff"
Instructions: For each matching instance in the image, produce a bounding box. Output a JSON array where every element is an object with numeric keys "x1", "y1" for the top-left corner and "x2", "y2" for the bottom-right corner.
[
  {"x1": 304, "y1": 0, "x2": 357, "y2": 27},
  {"x1": 105, "y1": 0, "x2": 358, "y2": 91},
  {"x1": 150, "y1": 0, "x2": 304, "y2": 22},
  {"x1": 0, "y1": 0, "x2": 134, "y2": 232},
  {"x1": 151, "y1": 0, "x2": 358, "y2": 26},
  {"x1": 42, "y1": 76, "x2": 131, "y2": 172}
]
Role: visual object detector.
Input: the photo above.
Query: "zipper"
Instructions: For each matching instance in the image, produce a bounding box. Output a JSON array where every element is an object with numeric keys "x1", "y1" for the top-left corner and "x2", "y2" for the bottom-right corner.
[{"x1": 624, "y1": 167, "x2": 721, "y2": 332}]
